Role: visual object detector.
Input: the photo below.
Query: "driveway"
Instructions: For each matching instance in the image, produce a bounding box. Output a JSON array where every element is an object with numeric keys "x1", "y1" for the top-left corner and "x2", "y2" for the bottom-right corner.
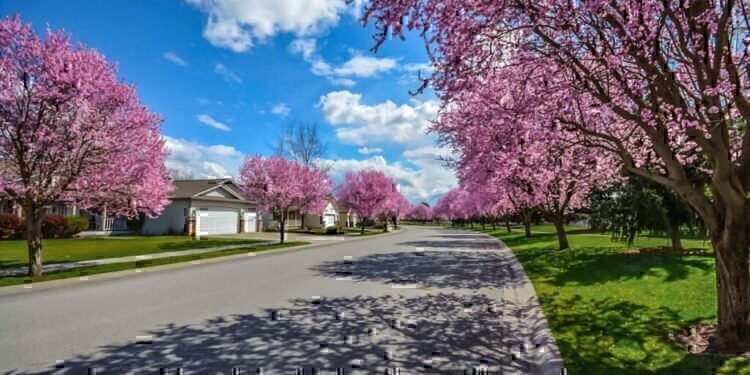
[{"x1": 0, "y1": 226, "x2": 562, "y2": 374}]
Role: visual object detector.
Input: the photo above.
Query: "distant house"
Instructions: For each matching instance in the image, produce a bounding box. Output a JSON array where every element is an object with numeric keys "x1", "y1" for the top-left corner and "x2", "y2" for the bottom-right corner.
[
  {"x1": 303, "y1": 200, "x2": 339, "y2": 229},
  {"x1": 142, "y1": 179, "x2": 258, "y2": 236},
  {"x1": 262, "y1": 210, "x2": 303, "y2": 231},
  {"x1": 335, "y1": 200, "x2": 359, "y2": 228}
]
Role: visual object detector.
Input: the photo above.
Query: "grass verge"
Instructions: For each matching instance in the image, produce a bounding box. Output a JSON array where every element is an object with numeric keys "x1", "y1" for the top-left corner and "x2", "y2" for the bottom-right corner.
[
  {"x1": 0, "y1": 241, "x2": 309, "y2": 288},
  {"x1": 476, "y1": 226, "x2": 749, "y2": 374},
  {"x1": 0, "y1": 236, "x2": 269, "y2": 270}
]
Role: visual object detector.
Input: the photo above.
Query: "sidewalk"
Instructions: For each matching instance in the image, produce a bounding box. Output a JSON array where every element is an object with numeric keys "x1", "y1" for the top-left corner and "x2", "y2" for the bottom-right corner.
[{"x1": 0, "y1": 241, "x2": 277, "y2": 277}]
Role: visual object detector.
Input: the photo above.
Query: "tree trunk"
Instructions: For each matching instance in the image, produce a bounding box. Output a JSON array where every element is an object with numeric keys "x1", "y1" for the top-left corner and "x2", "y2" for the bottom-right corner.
[
  {"x1": 481, "y1": 220, "x2": 485, "y2": 230},
  {"x1": 550, "y1": 213, "x2": 569, "y2": 250},
  {"x1": 361, "y1": 218, "x2": 366, "y2": 235},
  {"x1": 712, "y1": 232, "x2": 750, "y2": 353},
  {"x1": 506, "y1": 219, "x2": 512, "y2": 233},
  {"x1": 279, "y1": 219, "x2": 285, "y2": 244},
  {"x1": 26, "y1": 209, "x2": 44, "y2": 277},
  {"x1": 522, "y1": 216, "x2": 532, "y2": 238},
  {"x1": 492, "y1": 220, "x2": 496, "y2": 230},
  {"x1": 669, "y1": 223, "x2": 684, "y2": 251}
]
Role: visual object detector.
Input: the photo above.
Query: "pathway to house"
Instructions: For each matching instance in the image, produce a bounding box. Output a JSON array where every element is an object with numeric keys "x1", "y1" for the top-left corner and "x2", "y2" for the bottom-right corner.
[{"x1": 0, "y1": 226, "x2": 562, "y2": 374}]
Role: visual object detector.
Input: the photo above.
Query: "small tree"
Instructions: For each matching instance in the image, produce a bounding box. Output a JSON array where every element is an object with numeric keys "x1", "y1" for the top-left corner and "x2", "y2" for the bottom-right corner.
[
  {"x1": 337, "y1": 170, "x2": 396, "y2": 235},
  {"x1": 239, "y1": 156, "x2": 330, "y2": 244},
  {"x1": 275, "y1": 122, "x2": 327, "y2": 167},
  {"x1": 0, "y1": 16, "x2": 172, "y2": 276}
]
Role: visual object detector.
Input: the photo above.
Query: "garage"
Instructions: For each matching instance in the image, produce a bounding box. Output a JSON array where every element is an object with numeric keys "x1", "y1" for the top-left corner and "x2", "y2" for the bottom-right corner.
[
  {"x1": 197, "y1": 207, "x2": 239, "y2": 235},
  {"x1": 323, "y1": 214, "x2": 336, "y2": 227},
  {"x1": 244, "y1": 212, "x2": 257, "y2": 232}
]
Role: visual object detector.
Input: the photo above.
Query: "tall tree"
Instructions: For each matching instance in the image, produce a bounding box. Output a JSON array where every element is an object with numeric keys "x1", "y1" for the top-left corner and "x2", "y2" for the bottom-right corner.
[
  {"x1": 0, "y1": 15, "x2": 172, "y2": 276},
  {"x1": 275, "y1": 122, "x2": 327, "y2": 167},
  {"x1": 336, "y1": 170, "x2": 396, "y2": 234},
  {"x1": 239, "y1": 156, "x2": 331, "y2": 244},
  {"x1": 364, "y1": 0, "x2": 750, "y2": 351}
]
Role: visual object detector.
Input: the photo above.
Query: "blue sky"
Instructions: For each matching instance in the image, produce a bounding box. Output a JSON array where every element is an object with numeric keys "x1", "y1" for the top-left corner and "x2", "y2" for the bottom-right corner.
[{"x1": 1, "y1": 0, "x2": 456, "y2": 204}]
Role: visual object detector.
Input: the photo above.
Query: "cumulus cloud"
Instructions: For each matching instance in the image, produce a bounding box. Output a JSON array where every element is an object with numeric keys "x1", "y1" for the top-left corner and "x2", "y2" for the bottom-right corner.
[
  {"x1": 271, "y1": 103, "x2": 291, "y2": 117},
  {"x1": 186, "y1": 0, "x2": 349, "y2": 52},
  {"x1": 164, "y1": 136, "x2": 244, "y2": 178},
  {"x1": 197, "y1": 114, "x2": 232, "y2": 132},
  {"x1": 163, "y1": 51, "x2": 188, "y2": 66},
  {"x1": 318, "y1": 90, "x2": 439, "y2": 146},
  {"x1": 358, "y1": 147, "x2": 383, "y2": 155},
  {"x1": 289, "y1": 39, "x2": 397, "y2": 86},
  {"x1": 321, "y1": 150, "x2": 456, "y2": 204},
  {"x1": 214, "y1": 63, "x2": 242, "y2": 83}
]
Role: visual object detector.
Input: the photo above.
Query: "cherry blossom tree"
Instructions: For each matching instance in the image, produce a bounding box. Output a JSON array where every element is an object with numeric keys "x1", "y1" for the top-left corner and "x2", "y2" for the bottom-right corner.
[
  {"x1": 336, "y1": 170, "x2": 397, "y2": 234},
  {"x1": 0, "y1": 15, "x2": 171, "y2": 277},
  {"x1": 379, "y1": 191, "x2": 410, "y2": 231},
  {"x1": 239, "y1": 156, "x2": 331, "y2": 243},
  {"x1": 407, "y1": 203, "x2": 432, "y2": 224},
  {"x1": 363, "y1": 0, "x2": 750, "y2": 350}
]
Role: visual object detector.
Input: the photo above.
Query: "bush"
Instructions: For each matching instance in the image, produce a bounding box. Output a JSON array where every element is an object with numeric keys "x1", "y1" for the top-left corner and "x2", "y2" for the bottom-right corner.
[
  {"x1": 66, "y1": 216, "x2": 89, "y2": 237},
  {"x1": 42, "y1": 214, "x2": 68, "y2": 238},
  {"x1": 325, "y1": 226, "x2": 338, "y2": 235},
  {"x1": 0, "y1": 213, "x2": 23, "y2": 239}
]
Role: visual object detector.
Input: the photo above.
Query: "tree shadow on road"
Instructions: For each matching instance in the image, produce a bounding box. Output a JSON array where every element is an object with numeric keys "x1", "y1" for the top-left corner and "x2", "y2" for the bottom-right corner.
[
  {"x1": 312, "y1": 250, "x2": 529, "y2": 290},
  {"x1": 7, "y1": 293, "x2": 562, "y2": 374}
]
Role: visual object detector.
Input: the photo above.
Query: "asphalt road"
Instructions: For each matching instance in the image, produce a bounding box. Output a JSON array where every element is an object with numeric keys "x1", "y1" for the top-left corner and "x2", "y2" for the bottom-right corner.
[{"x1": 0, "y1": 226, "x2": 563, "y2": 374}]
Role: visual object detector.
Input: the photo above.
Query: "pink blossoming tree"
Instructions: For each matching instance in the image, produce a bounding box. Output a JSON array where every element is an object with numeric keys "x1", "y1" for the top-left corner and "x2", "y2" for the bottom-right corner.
[
  {"x1": 0, "y1": 16, "x2": 172, "y2": 277},
  {"x1": 363, "y1": 0, "x2": 750, "y2": 350},
  {"x1": 336, "y1": 170, "x2": 397, "y2": 234},
  {"x1": 379, "y1": 190, "x2": 410, "y2": 231},
  {"x1": 239, "y1": 156, "x2": 331, "y2": 244},
  {"x1": 407, "y1": 203, "x2": 432, "y2": 224}
]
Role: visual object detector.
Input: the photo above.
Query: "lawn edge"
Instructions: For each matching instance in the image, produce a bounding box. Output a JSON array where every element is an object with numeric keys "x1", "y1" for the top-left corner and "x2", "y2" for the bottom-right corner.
[{"x1": 0, "y1": 228, "x2": 405, "y2": 296}]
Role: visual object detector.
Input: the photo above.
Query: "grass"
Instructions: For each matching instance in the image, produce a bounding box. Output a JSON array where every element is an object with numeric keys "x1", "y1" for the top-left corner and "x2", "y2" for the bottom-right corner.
[
  {"x1": 0, "y1": 241, "x2": 309, "y2": 288},
  {"x1": 474, "y1": 225, "x2": 750, "y2": 374},
  {"x1": 0, "y1": 236, "x2": 268, "y2": 270}
]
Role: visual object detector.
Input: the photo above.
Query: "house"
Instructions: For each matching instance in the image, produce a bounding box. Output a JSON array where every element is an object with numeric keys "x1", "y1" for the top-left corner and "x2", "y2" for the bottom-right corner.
[
  {"x1": 141, "y1": 178, "x2": 258, "y2": 236},
  {"x1": 262, "y1": 210, "x2": 303, "y2": 231},
  {"x1": 335, "y1": 200, "x2": 359, "y2": 228},
  {"x1": 0, "y1": 198, "x2": 128, "y2": 233},
  {"x1": 303, "y1": 200, "x2": 339, "y2": 229}
]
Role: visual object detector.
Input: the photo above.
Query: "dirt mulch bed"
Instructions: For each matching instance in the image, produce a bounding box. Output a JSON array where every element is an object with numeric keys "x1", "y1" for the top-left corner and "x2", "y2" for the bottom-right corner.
[{"x1": 670, "y1": 323, "x2": 750, "y2": 358}]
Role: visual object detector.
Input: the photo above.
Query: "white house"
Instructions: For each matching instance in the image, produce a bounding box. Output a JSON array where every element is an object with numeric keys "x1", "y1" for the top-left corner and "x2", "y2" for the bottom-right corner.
[
  {"x1": 303, "y1": 200, "x2": 339, "y2": 229},
  {"x1": 142, "y1": 179, "x2": 258, "y2": 236}
]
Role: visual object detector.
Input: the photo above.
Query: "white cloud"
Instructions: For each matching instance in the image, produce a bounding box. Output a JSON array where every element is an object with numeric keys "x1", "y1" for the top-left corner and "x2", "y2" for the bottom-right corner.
[
  {"x1": 214, "y1": 63, "x2": 242, "y2": 83},
  {"x1": 186, "y1": 0, "x2": 349, "y2": 53},
  {"x1": 358, "y1": 147, "x2": 383, "y2": 155},
  {"x1": 289, "y1": 39, "x2": 397, "y2": 86},
  {"x1": 319, "y1": 90, "x2": 440, "y2": 146},
  {"x1": 271, "y1": 103, "x2": 291, "y2": 117},
  {"x1": 164, "y1": 136, "x2": 244, "y2": 178},
  {"x1": 403, "y1": 62, "x2": 433, "y2": 73},
  {"x1": 321, "y1": 150, "x2": 456, "y2": 204},
  {"x1": 163, "y1": 51, "x2": 188, "y2": 66},
  {"x1": 197, "y1": 114, "x2": 232, "y2": 132},
  {"x1": 334, "y1": 55, "x2": 397, "y2": 77}
]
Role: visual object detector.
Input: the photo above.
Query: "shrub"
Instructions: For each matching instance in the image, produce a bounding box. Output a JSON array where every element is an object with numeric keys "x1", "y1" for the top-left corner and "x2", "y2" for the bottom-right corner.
[
  {"x1": 66, "y1": 216, "x2": 89, "y2": 237},
  {"x1": 127, "y1": 214, "x2": 145, "y2": 231},
  {"x1": 325, "y1": 226, "x2": 338, "y2": 235},
  {"x1": 0, "y1": 213, "x2": 23, "y2": 239},
  {"x1": 42, "y1": 214, "x2": 68, "y2": 238}
]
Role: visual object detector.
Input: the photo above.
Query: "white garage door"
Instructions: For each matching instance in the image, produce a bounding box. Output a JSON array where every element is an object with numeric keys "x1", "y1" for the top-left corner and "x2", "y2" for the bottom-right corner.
[
  {"x1": 324, "y1": 214, "x2": 336, "y2": 227},
  {"x1": 198, "y1": 207, "x2": 239, "y2": 235},
  {"x1": 244, "y1": 212, "x2": 257, "y2": 233}
]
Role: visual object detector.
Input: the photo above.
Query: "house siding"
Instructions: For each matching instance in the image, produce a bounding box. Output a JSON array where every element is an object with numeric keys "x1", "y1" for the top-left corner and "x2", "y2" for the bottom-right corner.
[{"x1": 141, "y1": 199, "x2": 191, "y2": 235}]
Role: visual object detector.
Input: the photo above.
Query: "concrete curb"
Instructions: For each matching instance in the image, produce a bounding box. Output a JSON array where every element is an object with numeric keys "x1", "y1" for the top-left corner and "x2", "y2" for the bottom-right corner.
[{"x1": 0, "y1": 228, "x2": 406, "y2": 297}]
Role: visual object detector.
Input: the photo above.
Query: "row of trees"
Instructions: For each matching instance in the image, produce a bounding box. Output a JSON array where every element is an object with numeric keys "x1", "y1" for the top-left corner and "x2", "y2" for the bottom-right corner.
[
  {"x1": 363, "y1": 0, "x2": 750, "y2": 351},
  {"x1": 238, "y1": 156, "x2": 417, "y2": 242}
]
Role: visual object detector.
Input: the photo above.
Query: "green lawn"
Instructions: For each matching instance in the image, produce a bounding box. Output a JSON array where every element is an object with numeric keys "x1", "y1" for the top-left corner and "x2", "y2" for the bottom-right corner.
[
  {"x1": 0, "y1": 236, "x2": 268, "y2": 270},
  {"x1": 0, "y1": 241, "x2": 308, "y2": 288},
  {"x1": 475, "y1": 225, "x2": 749, "y2": 374}
]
